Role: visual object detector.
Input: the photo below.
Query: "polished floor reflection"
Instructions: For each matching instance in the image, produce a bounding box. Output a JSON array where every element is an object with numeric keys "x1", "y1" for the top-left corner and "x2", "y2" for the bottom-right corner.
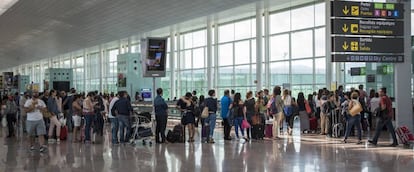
[{"x1": 0, "y1": 124, "x2": 413, "y2": 172}]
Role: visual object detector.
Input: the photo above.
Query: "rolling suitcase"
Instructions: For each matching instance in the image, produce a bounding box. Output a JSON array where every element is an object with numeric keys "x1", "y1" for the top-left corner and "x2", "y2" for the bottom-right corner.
[
  {"x1": 201, "y1": 124, "x2": 210, "y2": 142},
  {"x1": 60, "y1": 126, "x2": 68, "y2": 140},
  {"x1": 395, "y1": 126, "x2": 414, "y2": 145},
  {"x1": 309, "y1": 117, "x2": 318, "y2": 131},
  {"x1": 251, "y1": 124, "x2": 264, "y2": 140},
  {"x1": 265, "y1": 124, "x2": 273, "y2": 138}
]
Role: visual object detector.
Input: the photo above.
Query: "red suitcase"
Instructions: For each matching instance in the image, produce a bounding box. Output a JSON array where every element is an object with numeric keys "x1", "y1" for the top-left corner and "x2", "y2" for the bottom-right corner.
[
  {"x1": 60, "y1": 126, "x2": 68, "y2": 140},
  {"x1": 309, "y1": 117, "x2": 318, "y2": 131},
  {"x1": 265, "y1": 124, "x2": 273, "y2": 138}
]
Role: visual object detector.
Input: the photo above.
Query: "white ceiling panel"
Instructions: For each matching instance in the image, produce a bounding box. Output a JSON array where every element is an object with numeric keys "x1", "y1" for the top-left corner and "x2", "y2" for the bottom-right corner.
[{"x1": 0, "y1": 0, "x2": 315, "y2": 69}]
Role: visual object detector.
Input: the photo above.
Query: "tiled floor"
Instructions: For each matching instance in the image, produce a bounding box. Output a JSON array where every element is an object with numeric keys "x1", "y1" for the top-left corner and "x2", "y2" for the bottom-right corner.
[{"x1": 0, "y1": 123, "x2": 413, "y2": 172}]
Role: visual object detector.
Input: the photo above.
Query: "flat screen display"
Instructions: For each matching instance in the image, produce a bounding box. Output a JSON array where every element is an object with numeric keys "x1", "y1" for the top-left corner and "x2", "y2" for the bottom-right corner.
[
  {"x1": 141, "y1": 37, "x2": 167, "y2": 77},
  {"x1": 53, "y1": 81, "x2": 70, "y2": 92}
]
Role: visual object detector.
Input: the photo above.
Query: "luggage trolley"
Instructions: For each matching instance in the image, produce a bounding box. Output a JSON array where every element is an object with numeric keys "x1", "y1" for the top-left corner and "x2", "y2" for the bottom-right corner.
[{"x1": 130, "y1": 111, "x2": 154, "y2": 145}]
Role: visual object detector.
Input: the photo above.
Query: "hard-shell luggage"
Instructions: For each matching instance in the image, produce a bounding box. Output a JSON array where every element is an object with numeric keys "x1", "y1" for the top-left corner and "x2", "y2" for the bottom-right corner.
[
  {"x1": 265, "y1": 124, "x2": 273, "y2": 138},
  {"x1": 395, "y1": 126, "x2": 414, "y2": 145},
  {"x1": 201, "y1": 125, "x2": 210, "y2": 142},
  {"x1": 251, "y1": 124, "x2": 264, "y2": 140},
  {"x1": 299, "y1": 111, "x2": 310, "y2": 132},
  {"x1": 309, "y1": 117, "x2": 318, "y2": 131},
  {"x1": 60, "y1": 126, "x2": 68, "y2": 140}
]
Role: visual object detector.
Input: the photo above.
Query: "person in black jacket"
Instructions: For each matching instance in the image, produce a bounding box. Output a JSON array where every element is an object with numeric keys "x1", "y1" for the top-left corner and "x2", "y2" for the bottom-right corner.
[
  {"x1": 111, "y1": 91, "x2": 133, "y2": 143},
  {"x1": 204, "y1": 90, "x2": 218, "y2": 143}
]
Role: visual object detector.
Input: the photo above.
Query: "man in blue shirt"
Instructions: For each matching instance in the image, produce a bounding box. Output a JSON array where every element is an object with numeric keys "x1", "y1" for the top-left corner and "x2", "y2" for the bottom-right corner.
[
  {"x1": 221, "y1": 90, "x2": 232, "y2": 140},
  {"x1": 154, "y1": 88, "x2": 168, "y2": 144}
]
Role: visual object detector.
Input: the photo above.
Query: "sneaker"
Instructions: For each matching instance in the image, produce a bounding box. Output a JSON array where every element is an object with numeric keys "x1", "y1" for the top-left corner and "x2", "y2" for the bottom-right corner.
[
  {"x1": 56, "y1": 139, "x2": 60, "y2": 144},
  {"x1": 356, "y1": 140, "x2": 363, "y2": 145},
  {"x1": 48, "y1": 139, "x2": 55, "y2": 143},
  {"x1": 388, "y1": 143, "x2": 398, "y2": 147},
  {"x1": 39, "y1": 146, "x2": 48, "y2": 153},
  {"x1": 30, "y1": 146, "x2": 36, "y2": 151},
  {"x1": 208, "y1": 138, "x2": 215, "y2": 143},
  {"x1": 368, "y1": 140, "x2": 377, "y2": 146}
]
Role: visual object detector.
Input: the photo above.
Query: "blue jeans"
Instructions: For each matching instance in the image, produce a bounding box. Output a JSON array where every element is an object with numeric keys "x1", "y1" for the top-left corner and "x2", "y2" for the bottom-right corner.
[
  {"x1": 234, "y1": 117, "x2": 244, "y2": 138},
  {"x1": 204, "y1": 113, "x2": 216, "y2": 138},
  {"x1": 84, "y1": 115, "x2": 95, "y2": 141},
  {"x1": 371, "y1": 118, "x2": 398, "y2": 144},
  {"x1": 118, "y1": 115, "x2": 131, "y2": 143},
  {"x1": 110, "y1": 117, "x2": 119, "y2": 144},
  {"x1": 344, "y1": 115, "x2": 362, "y2": 140}
]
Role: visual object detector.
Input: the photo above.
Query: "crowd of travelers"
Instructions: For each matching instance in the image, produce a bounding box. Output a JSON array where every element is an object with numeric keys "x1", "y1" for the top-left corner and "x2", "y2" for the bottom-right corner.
[{"x1": 0, "y1": 84, "x2": 399, "y2": 153}]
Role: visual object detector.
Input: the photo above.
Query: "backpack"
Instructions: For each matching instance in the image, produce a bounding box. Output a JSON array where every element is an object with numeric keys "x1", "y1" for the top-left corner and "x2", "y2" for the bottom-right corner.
[
  {"x1": 269, "y1": 98, "x2": 278, "y2": 115},
  {"x1": 322, "y1": 101, "x2": 330, "y2": 115},
  {"x1": 231, "y1": 104, "x2": 240, "y2": 117},
  {"x1": 5, "y1": 100, "x2": 18, "y2": 114}
]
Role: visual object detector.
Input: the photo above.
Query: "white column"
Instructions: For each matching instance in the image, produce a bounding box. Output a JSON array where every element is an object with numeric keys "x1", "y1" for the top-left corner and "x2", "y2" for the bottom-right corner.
[
  {"x1": 264, "y1": 9, "x2": 270, "y2": 89},
  {"x1": 213, "y1": 18, "x2": 219, "y2": 91},
  {"x1": 170, "y1": 29, "x2": 176, "y2": 100},
  {"x1": 207, "y1": 17, "x2": 213, "y2": 90},
  {"x1": 99, "y1": 45, "x2": 103, "y2": 92},
  {"x1": 394, "y1": 1, "x2": 413, "y2": 131},
  {"x1": 176, "y1": 32, "x2": 181, "y2": 96},
  {"x1": 128, "y1": 37, "x2": 132, "y2": 53},
  {"x1": 83, "y1": 49, "x2": 87, "y2": 92},
  {"x1": 256, "y1": 4, "x2": 263, "y2": 91},
  {"x1": 325, "y1": 0, "x2": 332, "y2": 89}
]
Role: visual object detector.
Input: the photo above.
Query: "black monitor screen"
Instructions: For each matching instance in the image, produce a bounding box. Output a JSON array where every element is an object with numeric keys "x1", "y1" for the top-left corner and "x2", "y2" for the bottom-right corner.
[{"x1": 53, "y1": 81, "x2": 70, "y2": 92}]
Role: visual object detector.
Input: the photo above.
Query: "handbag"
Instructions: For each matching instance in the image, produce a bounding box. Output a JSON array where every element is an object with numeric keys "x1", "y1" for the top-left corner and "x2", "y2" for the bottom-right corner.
[
  {"x1": 283, "y1": 106, "x2": 293, "y2": 117},
  {"x1": 305, "y1": 101, "x2": 312, "y2": 114},
  {"x1": 349, "y1": 100, "x2": 363, "y2": 116},
  {"x1": 41, "y1": 109, "x2": 52, "y2": 118},
  {"x1": 241, "y1": 119, "x2": 251, "y2": 129},
  {"x1": 201, "y1": 107, "x2": 209, "y2": 118}
]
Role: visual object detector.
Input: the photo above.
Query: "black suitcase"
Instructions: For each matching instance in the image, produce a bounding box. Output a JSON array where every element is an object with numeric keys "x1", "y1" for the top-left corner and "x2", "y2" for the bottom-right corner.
[
  {"x1": 251, "y1": 124, "x2": 264, "y2": 140},
  {"x1": 173, "y1": 124, "x2": 185, "y2": 143}
]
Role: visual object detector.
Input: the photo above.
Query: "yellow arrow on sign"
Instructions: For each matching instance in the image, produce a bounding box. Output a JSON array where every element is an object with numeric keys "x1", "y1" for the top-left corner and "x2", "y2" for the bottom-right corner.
[
  {"x1": 342, "y1": 24, "x2": 348, "y2": 32},
  {"x1": 342, "y1": 41, "x2": 349, "y2": 50},
  {"x1": 342, "y1": 5, "x2": 349, "y2": 15}
]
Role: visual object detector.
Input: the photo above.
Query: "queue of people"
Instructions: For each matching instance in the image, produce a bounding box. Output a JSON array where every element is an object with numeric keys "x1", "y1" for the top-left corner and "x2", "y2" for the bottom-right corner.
[{"x1": 0, "y1": 85, "x2": 402, "y2": 154}]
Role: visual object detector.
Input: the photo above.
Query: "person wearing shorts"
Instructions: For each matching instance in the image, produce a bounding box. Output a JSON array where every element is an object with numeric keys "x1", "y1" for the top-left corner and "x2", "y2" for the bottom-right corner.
[
  {"x1": 72, "y1": 94, "x2": 83, "y2": 142},
  {"x1": 24, "y1": 92, "x2": 48, "y2": 153}
]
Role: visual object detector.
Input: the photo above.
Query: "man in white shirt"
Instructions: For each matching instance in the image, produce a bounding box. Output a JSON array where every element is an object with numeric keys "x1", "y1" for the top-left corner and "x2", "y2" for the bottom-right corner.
[
  {"x1": 108, "y1": 94, "x2": 120, "y2": 145},
  {"x1": 24, "y1": 92, "x2": 48, "y2": 152}
]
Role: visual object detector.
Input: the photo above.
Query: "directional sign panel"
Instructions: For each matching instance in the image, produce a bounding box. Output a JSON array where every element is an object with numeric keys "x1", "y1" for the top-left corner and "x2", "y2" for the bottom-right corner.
[
  {"x1": 331, "y1": 1, "x2": 404, "y2": 19},
  {"x1": 332, "y1": 37, "x2": 403, "y2": 53},
  {"x1": 332, "y1": 54, "x2": 404, "y2": 63},
  {"x1": 332, "y1": 19, "x2": 404, "y2": 36}
]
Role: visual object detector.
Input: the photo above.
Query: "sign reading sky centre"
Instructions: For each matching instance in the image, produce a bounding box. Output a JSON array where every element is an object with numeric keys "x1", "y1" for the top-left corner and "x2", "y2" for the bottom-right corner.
[{"x1": 331, "y1": 1, "x2": 405, "y2": 63}]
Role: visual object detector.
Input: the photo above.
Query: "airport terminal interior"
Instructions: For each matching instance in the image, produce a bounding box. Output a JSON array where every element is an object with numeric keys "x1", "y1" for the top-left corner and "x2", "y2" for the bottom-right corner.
[{"x1": 0, "y1": 0, "x2": 413, "y2": 171}]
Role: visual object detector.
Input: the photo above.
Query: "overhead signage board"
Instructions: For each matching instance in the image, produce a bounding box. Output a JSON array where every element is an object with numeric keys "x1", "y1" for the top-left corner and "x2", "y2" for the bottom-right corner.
[
  {"x1": 331, "y1": 1, "x2": 405, "y2": 63},
  {"x1": 331, "y1": 1, "x2": 403, "y2": 19},
  {"x1": 332, "y1": 37, "x2": 404, "y2": 53},
  {"x1": 331, "y1": 54, "x2": 404, "y2": 63},
  {"x1": 331, "y1": 19, "x2": 404, "y2": 36}
]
